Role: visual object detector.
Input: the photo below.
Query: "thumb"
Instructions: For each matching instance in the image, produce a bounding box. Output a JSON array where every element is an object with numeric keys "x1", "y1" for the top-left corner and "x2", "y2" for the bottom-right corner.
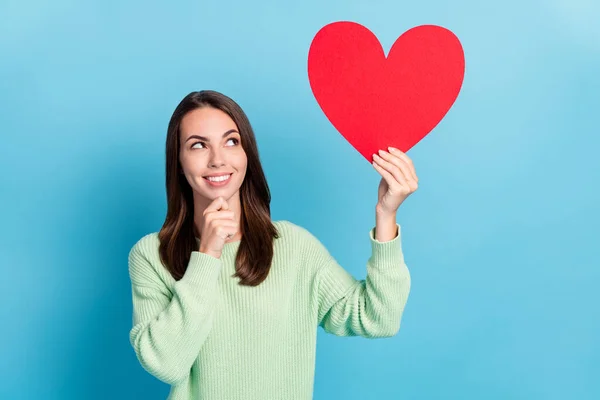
[
  {"x1": 203, "y1": 196, "x2": 228, "y2": 216},
  {"x1": 218, "y1": 196, "x2": 229, "y2": 211}
]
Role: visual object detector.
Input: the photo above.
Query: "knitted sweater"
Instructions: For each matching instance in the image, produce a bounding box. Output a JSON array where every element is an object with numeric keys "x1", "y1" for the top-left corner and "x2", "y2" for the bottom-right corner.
[{"x1": 128, "y1": 219, "x2": 411, "y2": 400}]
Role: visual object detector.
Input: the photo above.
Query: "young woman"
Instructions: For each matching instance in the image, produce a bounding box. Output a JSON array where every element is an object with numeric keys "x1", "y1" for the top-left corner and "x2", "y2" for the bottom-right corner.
[{"x1": 128, "y1": 90, "x2": 417, "y2": 400}]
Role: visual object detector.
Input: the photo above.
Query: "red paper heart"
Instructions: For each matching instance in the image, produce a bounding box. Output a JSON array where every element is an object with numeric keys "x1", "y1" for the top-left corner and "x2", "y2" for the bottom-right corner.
[{"x1": 308, "y1": 22, "x2": 465, "y2": 162}]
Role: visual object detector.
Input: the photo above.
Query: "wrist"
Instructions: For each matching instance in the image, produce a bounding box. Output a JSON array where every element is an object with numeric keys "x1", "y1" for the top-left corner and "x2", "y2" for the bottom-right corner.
[
  {"x1": 375, "y1": 208, "x2": 398, "y2": 242},
  {"x1": 375, "y1": 204, "x2": 396, "y2": 219},
  {"x1": 199, "y1": 246, "x2": 221, "y2": 259}
]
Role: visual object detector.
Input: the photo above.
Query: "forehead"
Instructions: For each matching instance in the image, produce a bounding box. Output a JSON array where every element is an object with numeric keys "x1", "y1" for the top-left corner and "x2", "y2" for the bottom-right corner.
[{"x1": 180, "y1": 107, "x2": 238, "y2": 138}]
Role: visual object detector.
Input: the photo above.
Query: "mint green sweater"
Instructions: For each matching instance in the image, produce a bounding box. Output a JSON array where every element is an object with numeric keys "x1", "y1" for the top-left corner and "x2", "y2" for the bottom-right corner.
[{"x1": 128, "y1": 220, "x2": 411, "y2": 400}]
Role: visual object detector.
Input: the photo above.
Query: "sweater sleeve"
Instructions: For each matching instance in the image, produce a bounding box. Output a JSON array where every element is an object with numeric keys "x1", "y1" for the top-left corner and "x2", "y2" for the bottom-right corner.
[
  {"x1": 128, "y1": 236, "x2": 222, "y2": 385},
  {"x1": 312, "y1": 223, "x2": 411, "y2": 338}
]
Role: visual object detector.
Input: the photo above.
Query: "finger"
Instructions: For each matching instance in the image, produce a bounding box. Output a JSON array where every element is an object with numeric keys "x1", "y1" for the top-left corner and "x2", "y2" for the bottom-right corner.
[
  {"x1": 215, "y1": 221, "x2": 238, "y2": 239},
  {"x1": 373, "y1": 159, "x2": 410, "y2": 192},
  {"x1": 203, "y1": 196, "x2": 227, "y2": 216},
  {"x1": 373, "y1": 152, "x2": 411, "y2": 190},
  {"x1": 377, "y1": 150, "x2": 418, "y2": 191},
  {"x1": 203, "y1": 197, "x2": 222, "y2": 216},
  {"x1": 213, "y1": 219, "x2": 238, "y2": 228},
  {"x1": 372, "y1": 160, "x2": 396, "y2": 187},
  {"x1": 388, "y1": 147, "x2": 418, "y2": 182},
  {"x1": 376, "y1": 150, "x2": 413, "y2": 185},
  {"x1": 207, "y1": 210, "x2": 235, "y2": 221},
  {"x1": 219, "y1": 197, "x2": 230, "y2": 211}
]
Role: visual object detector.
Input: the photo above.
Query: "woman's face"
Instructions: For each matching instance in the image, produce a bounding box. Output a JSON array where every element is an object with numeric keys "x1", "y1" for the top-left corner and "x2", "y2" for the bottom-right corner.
[{"x1": 179, "y1": 106, "x2": 247, "y2": 203}]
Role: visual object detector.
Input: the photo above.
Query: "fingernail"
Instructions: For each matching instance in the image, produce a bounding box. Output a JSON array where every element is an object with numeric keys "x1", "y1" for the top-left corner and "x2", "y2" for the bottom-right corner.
[
  {"x1": 388, "y1": 146, "x2": 397, "y2": 152},
  {"x1": 378, "y1": 149, "x2": 387, "y2": 155},
  {"x1": 373, "y1": 154, "x2": 381, "y2": 159}
]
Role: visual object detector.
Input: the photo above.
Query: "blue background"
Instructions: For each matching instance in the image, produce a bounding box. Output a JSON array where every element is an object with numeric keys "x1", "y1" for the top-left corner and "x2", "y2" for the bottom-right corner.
[{"x1": 1, "y1": 0, "x2": 599, "y2": 399}]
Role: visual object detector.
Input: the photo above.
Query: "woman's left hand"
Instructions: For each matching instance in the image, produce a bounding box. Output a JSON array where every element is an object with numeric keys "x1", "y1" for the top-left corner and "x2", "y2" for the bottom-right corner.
[{"x1": 373, "y1": 147, "x2": 419, "y2": 215}]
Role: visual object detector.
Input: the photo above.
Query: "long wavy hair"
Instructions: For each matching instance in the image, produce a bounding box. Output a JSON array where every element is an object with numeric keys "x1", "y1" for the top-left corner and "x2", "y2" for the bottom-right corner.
[{"x1": 158, "y1": 90, "x2": 279, "y2": 286}]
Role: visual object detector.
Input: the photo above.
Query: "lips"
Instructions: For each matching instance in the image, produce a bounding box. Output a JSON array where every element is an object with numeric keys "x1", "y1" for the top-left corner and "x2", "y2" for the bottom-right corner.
[{"x1": 203, "y1": 173, "x2": 233, "y2": 186}]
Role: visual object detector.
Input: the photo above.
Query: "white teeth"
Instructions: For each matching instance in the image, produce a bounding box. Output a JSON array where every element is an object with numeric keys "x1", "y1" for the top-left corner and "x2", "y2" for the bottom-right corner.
[{"x1": 206, "y1": 174, "x2": 231, "y2": 182}]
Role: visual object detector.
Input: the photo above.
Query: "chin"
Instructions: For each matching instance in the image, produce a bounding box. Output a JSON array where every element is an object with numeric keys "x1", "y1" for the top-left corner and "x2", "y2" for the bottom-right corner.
[{"x1": 201, "y1": 186, "x2": 240, "y2": 202}]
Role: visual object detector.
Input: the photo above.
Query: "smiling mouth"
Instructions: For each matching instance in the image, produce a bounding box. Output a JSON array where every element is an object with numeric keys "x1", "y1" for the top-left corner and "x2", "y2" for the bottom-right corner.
[{"x1": 203, "y1": 173, "x2": 233, "y2": 185}]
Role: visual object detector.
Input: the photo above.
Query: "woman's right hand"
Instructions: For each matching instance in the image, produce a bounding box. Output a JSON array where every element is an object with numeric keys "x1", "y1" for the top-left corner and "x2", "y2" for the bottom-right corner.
[{"x1": 198, "y1": 196, "x2": 239, "y2": 259}]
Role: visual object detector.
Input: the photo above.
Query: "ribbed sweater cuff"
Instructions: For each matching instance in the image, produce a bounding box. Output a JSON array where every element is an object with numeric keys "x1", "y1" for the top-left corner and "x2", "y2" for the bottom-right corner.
[
  {"x1": 368, "y1": 223, "x2": 404, "y2": 267},
  {"x1": 182, "y1": 251, "x2": 223, "y2": 287}
]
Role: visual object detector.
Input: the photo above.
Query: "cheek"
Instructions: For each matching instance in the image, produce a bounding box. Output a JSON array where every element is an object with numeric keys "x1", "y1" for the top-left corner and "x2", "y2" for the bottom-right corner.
[
  {"x1": 230, "y1": 151, "x2": 247, "y2": 169},
  {"x1": 180, "y1": 159, "x2": 203, "y2": 181},
  {"x1": 182, "y1": 158, "x2": 200, "y2": 176}
]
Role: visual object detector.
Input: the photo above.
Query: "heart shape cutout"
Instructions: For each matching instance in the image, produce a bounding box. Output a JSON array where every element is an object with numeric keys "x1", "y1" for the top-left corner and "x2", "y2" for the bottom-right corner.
[{"x1": 308, "y1": 22, "x2": 465, "y2": 161}]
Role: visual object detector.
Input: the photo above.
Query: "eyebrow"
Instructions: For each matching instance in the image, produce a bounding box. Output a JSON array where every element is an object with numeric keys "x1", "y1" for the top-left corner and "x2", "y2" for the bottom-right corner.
[{"x1": 185, "y1": 129, "x2": 239, "y2": 143}]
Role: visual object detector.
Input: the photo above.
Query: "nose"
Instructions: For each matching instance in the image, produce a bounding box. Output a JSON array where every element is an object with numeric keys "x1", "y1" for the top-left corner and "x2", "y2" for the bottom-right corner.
[{"x1": 208, "y1": 147, "x2": 225, "y2": 168}]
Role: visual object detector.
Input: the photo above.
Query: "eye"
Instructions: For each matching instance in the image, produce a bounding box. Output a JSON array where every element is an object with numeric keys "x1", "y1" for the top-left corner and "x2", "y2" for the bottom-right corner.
[{"x1": 191, "y1": 138, "x2": 239, "y2": 149}]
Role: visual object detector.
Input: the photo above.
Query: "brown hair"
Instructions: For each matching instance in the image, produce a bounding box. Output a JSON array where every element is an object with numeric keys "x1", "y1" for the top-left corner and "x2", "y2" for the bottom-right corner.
[{"x1": 158, "y1": 90, "x2": 279, "y2": 286}]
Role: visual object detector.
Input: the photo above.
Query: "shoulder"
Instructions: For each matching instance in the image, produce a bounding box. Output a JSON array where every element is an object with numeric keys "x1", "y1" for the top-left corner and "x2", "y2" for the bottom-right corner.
[
  {"x1": 272, "y1": 219, "x2": 317, "y2": 242},
  {"x1": 128, "y1": 232, "x2": 172, "y2": 287},
  {"x1": 128, "y1": 232, "x2": 160, "y2": 261},
  {"x1": 272, "y1": 219, "x2": 330, "y2": 258}
]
